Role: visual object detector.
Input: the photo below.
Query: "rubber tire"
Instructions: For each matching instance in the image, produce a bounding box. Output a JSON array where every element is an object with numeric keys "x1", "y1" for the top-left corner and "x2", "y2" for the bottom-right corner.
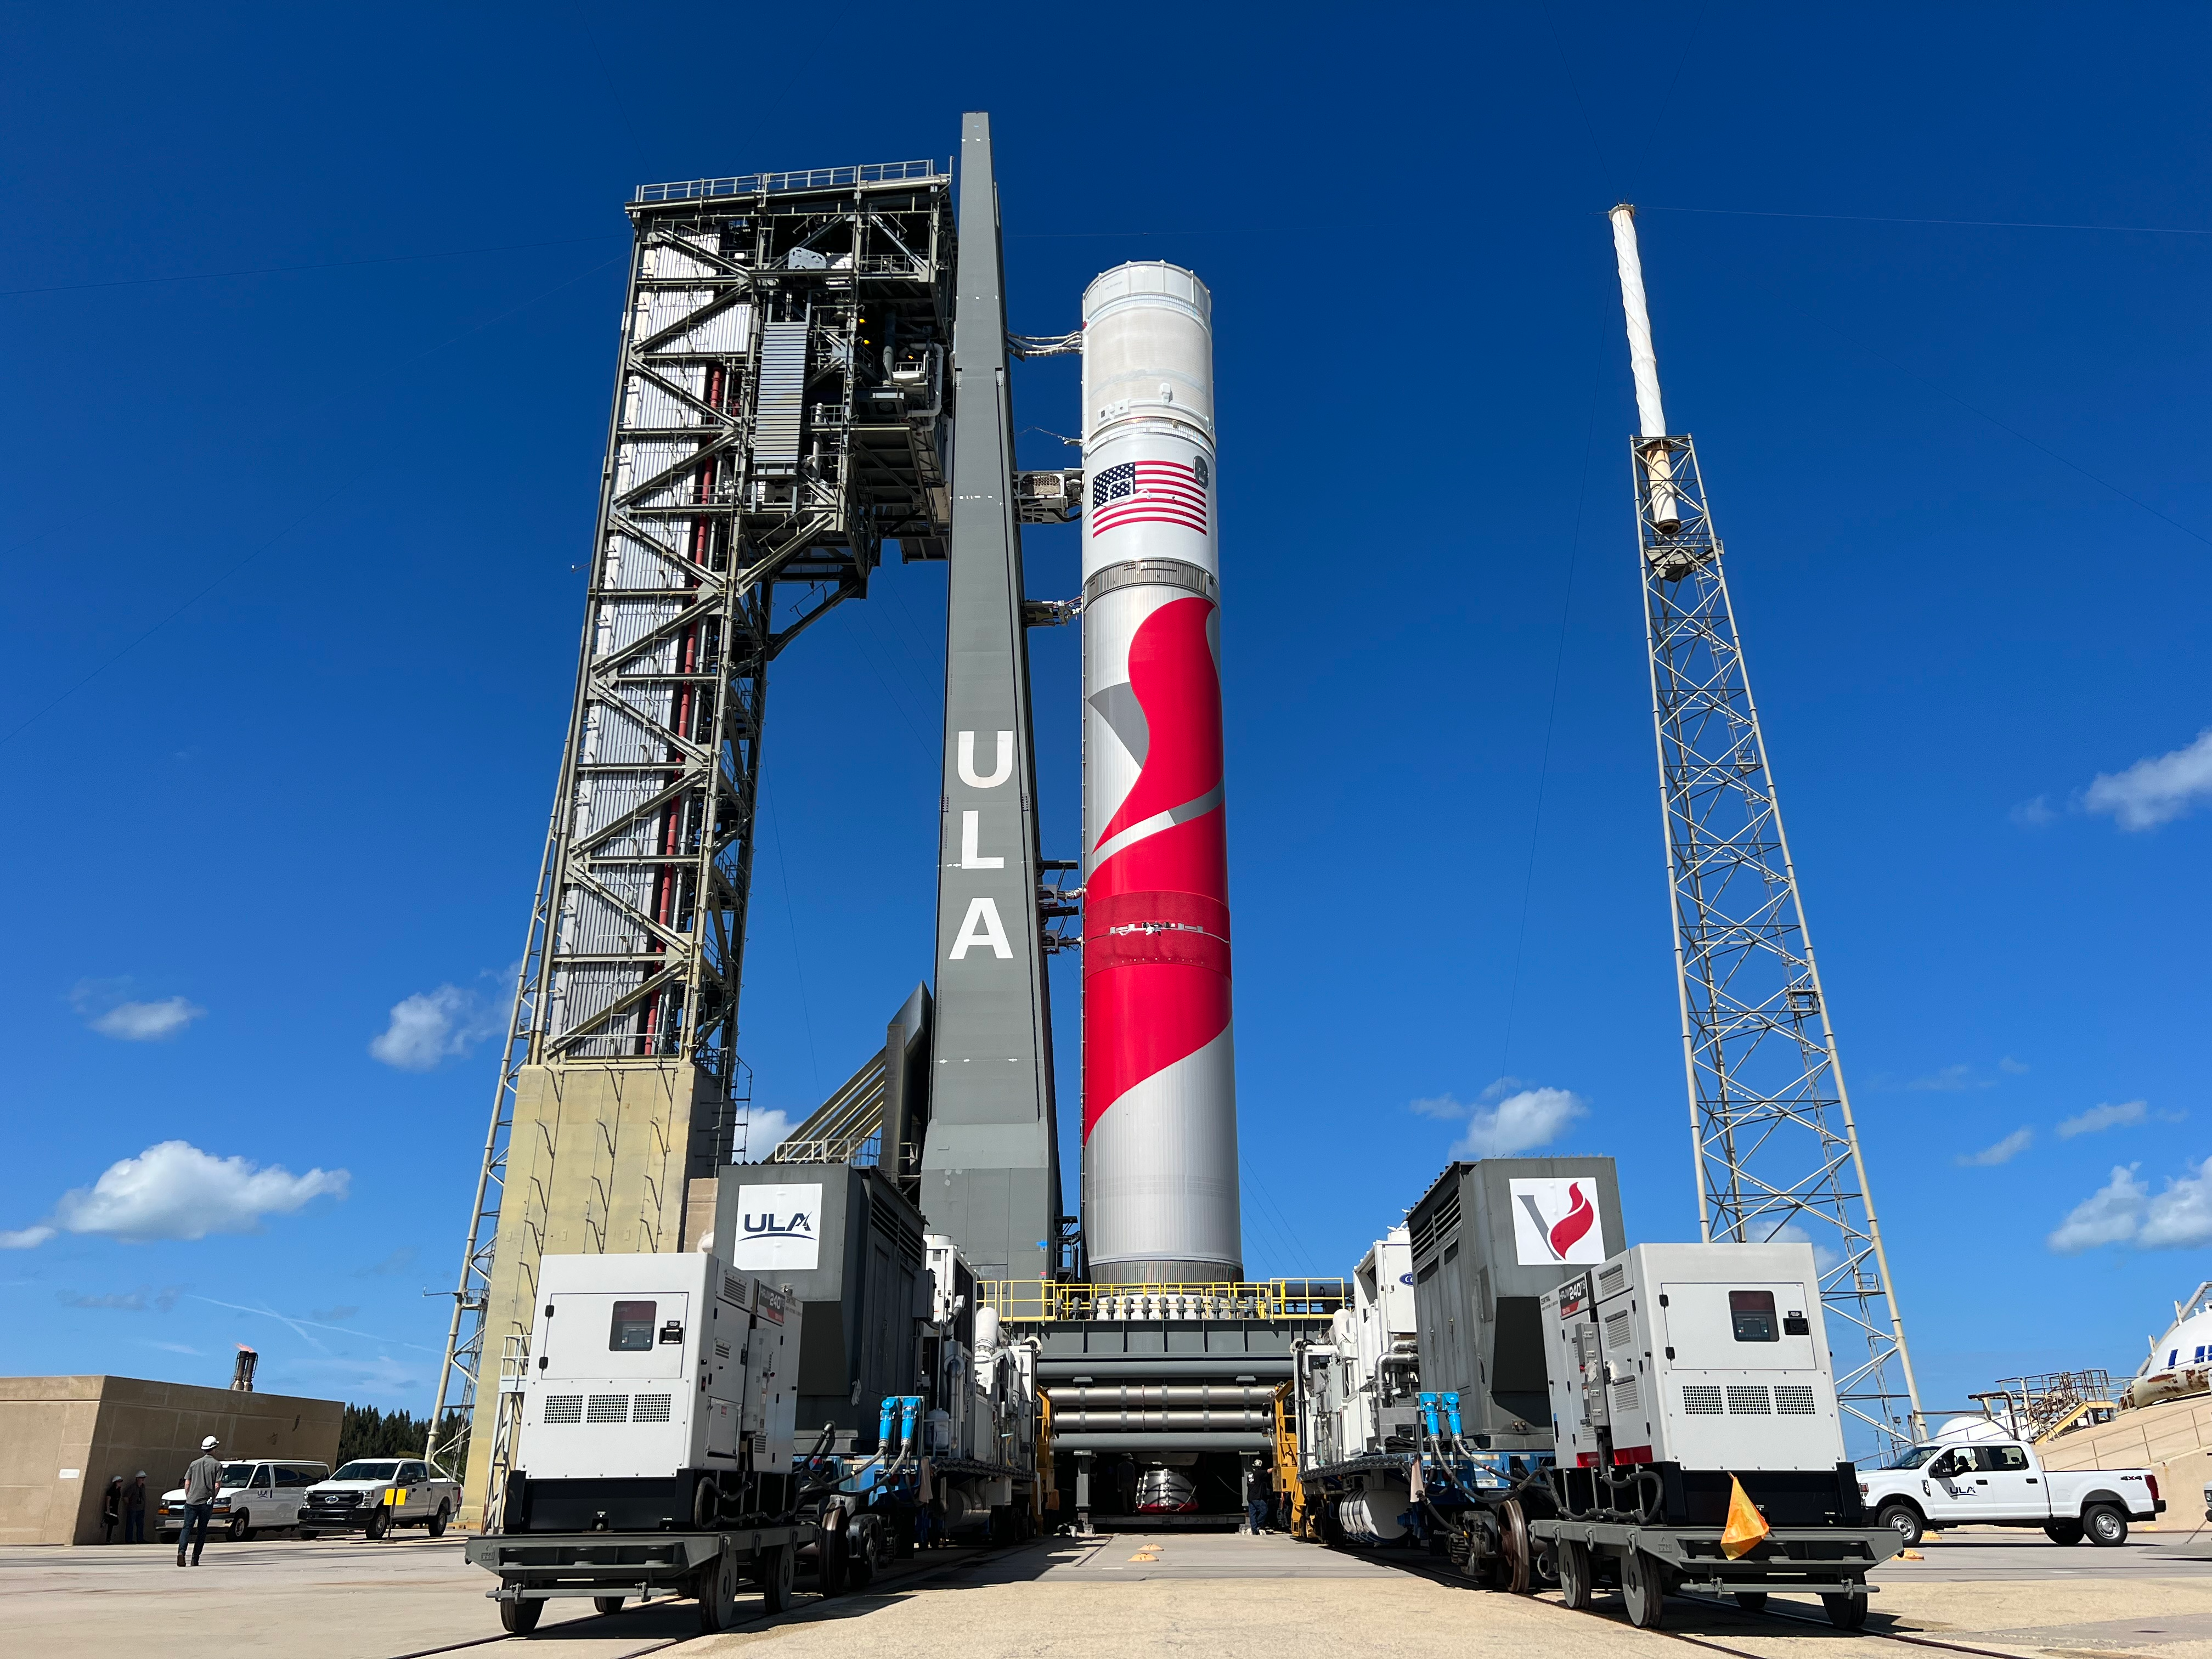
[
  {"x1": 364, "y1": 1509, "x2": 390, "y2": 1541},
  {"x1": 1876, "y1": 1502, "x2": 1923, "y2": 1548},
  {"x1": 696, "y1": 1553, "x2": 740, "y2": 1633},
  {"x1": 1557, "y1": 1538, "x2": 1594, "y2": 1611},
  {"x1": 593, "y1": 1595, "x2": 625, "y2": 1615},
  {"x1": 1499, "y1": 1499, "x2": 1533, "y2": 1596},
  {"x1": 2044, "y1": 1519, "x2": 2084, "y2": 1545},
  {"x1": 1623, "y1": 1548, "x2": 1668, "y2": 1630},
  {"x1": 1734, "y1": 1592, "x2": 1769, "y2": 1612},
  {"x1": 228, "y1": 1512, "x2": 250, "y2": 1541},
  {"x1": 2084, "y1": 1504, "x2": 2128, "y2": 1547},
  {"x1": 499, "y1": 1598, "x2": 543, "y2": 1634},
  {"x1": 427, "y1": 1504, "x2": 449, "y2": 1539},
  {"x1": 757, "y1": 1542, "x2": 794, "y2": 1613},
  {"x1": 816, "y1": 1517, "x2": 847, "y2": 1597},
  {"x1": 1824, "y1": 1590, "x2": 1869, "y2": 1630}
]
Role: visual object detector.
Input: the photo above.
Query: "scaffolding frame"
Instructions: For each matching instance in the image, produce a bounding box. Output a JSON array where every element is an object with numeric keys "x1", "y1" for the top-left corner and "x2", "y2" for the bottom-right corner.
[
  {"x1": 427, "y1": 163, "x2": 955, "y2": 1486},
  {"x1": 1635, "y1": 433, "x2": 1923, "y2": 1460}
]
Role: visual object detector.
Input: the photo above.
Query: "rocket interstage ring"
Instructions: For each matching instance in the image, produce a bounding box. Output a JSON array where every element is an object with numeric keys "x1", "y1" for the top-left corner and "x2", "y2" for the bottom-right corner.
[{"x1": 1083, "y1": 558, "x2": 1216, "y2": 605}]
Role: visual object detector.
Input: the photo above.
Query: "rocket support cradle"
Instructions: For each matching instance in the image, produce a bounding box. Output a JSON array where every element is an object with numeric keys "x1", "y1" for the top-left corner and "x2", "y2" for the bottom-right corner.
[{"x1": 1079, "y1": 264, "x2": 1243, "y2": 1285}]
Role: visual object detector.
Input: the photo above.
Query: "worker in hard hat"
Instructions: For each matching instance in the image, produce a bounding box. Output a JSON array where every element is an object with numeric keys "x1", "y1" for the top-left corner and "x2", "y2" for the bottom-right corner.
[{"x1": 176, "y1": 1437, "x2": 223, "y2": 1567}]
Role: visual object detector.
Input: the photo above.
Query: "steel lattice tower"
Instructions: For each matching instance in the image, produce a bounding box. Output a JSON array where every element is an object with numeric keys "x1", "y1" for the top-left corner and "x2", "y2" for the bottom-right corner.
[{"x1": 1611, "y1": 205, "x2": 1922, "y2": 1457}]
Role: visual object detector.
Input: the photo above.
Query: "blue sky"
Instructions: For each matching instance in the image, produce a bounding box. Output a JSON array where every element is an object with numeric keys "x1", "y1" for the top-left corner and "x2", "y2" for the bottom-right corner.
[{"x1": 2, "y1": 4, "x2": 2207, "y2": 1423}]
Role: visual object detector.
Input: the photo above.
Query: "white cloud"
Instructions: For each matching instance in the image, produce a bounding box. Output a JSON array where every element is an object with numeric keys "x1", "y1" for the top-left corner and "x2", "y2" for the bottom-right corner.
[
  {"x1": 1999, "y1": 1057, "x2": 2031, "y2": 1076},
  {"x1": 734, "y1": 1110, "x2": 796, "y2": 1163},
  {"x1": 58, "y1": 1284, "x2": 184, "y2": 1312},
  {"x1": 1, "y1": 1141, "x2": 348, "y2": 1249},
  {"x1": 69, "y1": 979, "x2": 204, "y2": 1041},
  {"x1": 369, "y1": 985, "x2": 493, "y2": 1071},
  {"x1": 2082, "y1": 726, "x2": 2212, "y2": 830},
  {"x1": 1760, "y1": 1220, "x2": 1842, "y2": 1275},
  {"x1": 2048, "y1": 1165, "x2": 2148, "y2": 1254},
  {"x1": 2140, "y1": 1161, "x2": 2212, "y2": 1250},
  {"x1": 1958, "y1": 1127, "x2": 2034, "y2": 1167},
  {"x1": 2056, "y1": 1099, "x2": 2182, "y2": 1138},
  {"x1": 1444, "y1": 1087, "x2": 1588, "y2": 1159}
]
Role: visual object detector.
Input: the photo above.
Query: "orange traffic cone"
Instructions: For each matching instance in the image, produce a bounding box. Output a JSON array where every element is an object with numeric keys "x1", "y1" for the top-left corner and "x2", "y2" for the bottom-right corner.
[{"x1": 1720, "y1": 1475, "x2": 1770, "y2": 1560}]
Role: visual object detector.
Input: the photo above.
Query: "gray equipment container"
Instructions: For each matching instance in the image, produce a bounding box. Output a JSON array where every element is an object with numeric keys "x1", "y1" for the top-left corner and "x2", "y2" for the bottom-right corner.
[
  {"x1": 1406, "y1": 1157, "x2": 1626, "y2": 1450},
  {"x1": 713, "y1": 1163, "x2": 928, "y2": 1452}
]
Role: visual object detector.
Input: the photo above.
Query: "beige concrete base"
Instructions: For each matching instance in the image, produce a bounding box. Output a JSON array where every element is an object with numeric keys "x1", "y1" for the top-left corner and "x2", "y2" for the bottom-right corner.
[
  {"x1": 2040, "y1": 1392, "x2": 2212, "y2": 1528},
  {"x1": 459, "y1": 1060, "x2": 717, "y2": 1526},
  {"x1": 0, "y1": 1376, "x2": 340, "y2": 1545}
]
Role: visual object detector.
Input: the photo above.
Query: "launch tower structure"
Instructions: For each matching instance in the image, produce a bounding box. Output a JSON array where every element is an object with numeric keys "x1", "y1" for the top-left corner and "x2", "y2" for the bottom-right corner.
[
  {"x1": 429, "y1": 158, "x2": 958, "y2": 1517},
  {"x1": 1608, "y1": 205, "x2": 1923, "y2": 1458}
]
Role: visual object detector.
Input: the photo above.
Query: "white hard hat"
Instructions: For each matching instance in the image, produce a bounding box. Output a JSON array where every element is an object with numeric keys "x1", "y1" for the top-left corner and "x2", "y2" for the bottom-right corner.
[{"x1": 201, "y1": 1436, "x2": 219, "y2": 1449}]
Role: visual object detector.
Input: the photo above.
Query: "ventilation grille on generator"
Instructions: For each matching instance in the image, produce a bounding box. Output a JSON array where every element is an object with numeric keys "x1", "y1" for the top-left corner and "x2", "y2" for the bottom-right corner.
[
  {"x1": 543, "y1": 1395, "x2": 583, "y2": 1425},
  {"x1": 1597, "y1": 1265, "x2": 1627, "y2": 1299},
  {"x1": 1726, "y1": 1385, "x2": 1772, "y2": 1415},
  {"x1": 587, "y1": 1394, "x2": 630, "y2": 1423},
  {"x1": 1604, "y1": 1311, "x2": 1634, "y2": 1350},
  {"x1": 723, "y1": 1275, "x2": 748, "y2": 1306},
  {"x1": 1682, "y1": 1385, "x2": 1724, "y2": 1415},
  {"x1": 1775, "y1": 1385, "x2": 1816, "y2": 1415},
  {"x1": 633, "y1": 1393, "x2": 673, "y2": 1424},
  {"x1": 1610, "y1": 1376, "x2": 1641, "y2": 1415}
]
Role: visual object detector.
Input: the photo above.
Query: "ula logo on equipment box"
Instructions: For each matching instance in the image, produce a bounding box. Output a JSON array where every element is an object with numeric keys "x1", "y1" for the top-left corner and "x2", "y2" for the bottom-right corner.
[{"x1": 735, "y1": 1183, "x2": 823, "y2": 1271}]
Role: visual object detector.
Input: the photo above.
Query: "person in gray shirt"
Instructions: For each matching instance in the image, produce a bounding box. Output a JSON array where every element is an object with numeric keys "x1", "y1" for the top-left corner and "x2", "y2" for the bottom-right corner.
[{"x1": 177, "y1": 1436, "x2": 224, "y2": 1566}]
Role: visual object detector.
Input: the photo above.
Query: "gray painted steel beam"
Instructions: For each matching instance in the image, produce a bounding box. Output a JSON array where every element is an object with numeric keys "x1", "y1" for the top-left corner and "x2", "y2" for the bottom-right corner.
[{"x1": 921, "y1": 111, "x2": 1062, "y2": 1280}]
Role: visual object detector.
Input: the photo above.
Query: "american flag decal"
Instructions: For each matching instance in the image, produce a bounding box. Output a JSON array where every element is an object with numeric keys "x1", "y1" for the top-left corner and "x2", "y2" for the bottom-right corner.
[{"x1": 1090, "y1": 459, "x2": 1209, "y2": 537}]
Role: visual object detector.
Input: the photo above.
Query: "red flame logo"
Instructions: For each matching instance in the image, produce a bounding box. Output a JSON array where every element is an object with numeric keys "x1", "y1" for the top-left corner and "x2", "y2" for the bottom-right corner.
[{"x1": 1548, "y1": 1182, "x2": 1595, "y2": 1259}]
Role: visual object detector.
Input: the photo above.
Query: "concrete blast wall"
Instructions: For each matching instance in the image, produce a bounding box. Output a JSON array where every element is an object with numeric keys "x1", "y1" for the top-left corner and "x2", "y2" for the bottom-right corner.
[{"x1": 0, "y1": 1376, "x2": 341, "y2": 1545}]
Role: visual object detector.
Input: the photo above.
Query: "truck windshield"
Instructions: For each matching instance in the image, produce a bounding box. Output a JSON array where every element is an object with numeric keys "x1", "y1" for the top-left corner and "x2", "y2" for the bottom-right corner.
[
  {"x1": 1881, "y1": 1444, "x2": 1940, "y2": 1470},
  {"x1": 332, "y1": 1462, "x2": 401, "y2": 1481}
]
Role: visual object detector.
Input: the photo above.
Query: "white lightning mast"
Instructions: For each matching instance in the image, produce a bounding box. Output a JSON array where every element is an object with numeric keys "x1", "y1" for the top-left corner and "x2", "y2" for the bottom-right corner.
[{"x1": 1609, "y1": 204, "x2": 1923, "y2": 1457}]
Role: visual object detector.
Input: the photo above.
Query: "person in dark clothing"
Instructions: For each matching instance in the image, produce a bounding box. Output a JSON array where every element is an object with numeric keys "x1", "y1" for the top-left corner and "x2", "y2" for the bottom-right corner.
[
  {"x1": 1246, "y1": 1488, "x2": 1271, "y2": 1534},
  {"x1": 177, "y1": 1436, "x2": 223, "y2": 1566},
  {"x1": 101, "y1": 1477, "x2": 123, "y2": 1543},
  {"x1": 124, "y1": 1473, "x2": 148, "y2": 1544}
]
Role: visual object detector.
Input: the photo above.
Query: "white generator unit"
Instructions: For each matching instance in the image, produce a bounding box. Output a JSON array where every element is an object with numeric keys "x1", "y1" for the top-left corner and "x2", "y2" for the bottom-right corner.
[
  {"x1": 1541, "y1": 1241, "x2": 1842, "y2": 1472},
  {"x1": 503, "y1": 1251, "x2": 804, "y2": 1533}
]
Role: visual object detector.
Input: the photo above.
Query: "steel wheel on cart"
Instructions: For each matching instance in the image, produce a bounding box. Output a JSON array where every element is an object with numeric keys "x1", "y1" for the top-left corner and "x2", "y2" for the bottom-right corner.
[
  {"x1": 1556, "y1": 1538, "x2": 1594, "y2": 1611},
  {"x1": 696, "y1": 1551, "x2": 741, "y2": 1633},
  {"x1": 1823, "y1": 1587, "x2": 1869, "y2": 1630},
  {"x1": 1498, "y1": 1500, "x2": 1534, "y2": 1596},
  {"x1": 756, "y1": 1542, "x2": 794, "y2": 1613},
  {"x1": 817, "y1": 1514, "x2": 848, "y2": 1596},
  {"x1": 1622, "y1": 1547, "x2": 1669, "y2": 1629}
]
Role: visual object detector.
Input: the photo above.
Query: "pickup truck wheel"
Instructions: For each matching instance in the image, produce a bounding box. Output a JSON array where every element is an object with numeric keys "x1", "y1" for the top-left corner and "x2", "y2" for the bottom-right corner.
[
  {"x1": 592, "y1": 1596, "x2": 624, "y2": 1615},
  {"x1": 427, "y1": 1503, "x2": 449, "y2": 1539},
  {"x1": 2044, "y1": 1519, "x2": 2084, "y2": 1545},
  {"x1": 499, "y1": 1597, "x2": 543, "y2": 1634},
  {"x1": 1876, "y1": 1502, "x2": 1924, "y2": 1548},
  {"x1": 2084, "y1": 1504, "x2": 2129, "y2": 1547},
  {"x1": 364, "y1": 1509, "x2": 390, "y2": 1541},
  {"x1": 1823, "y1": 1589, "x2": 1869, "y2": 1630}
]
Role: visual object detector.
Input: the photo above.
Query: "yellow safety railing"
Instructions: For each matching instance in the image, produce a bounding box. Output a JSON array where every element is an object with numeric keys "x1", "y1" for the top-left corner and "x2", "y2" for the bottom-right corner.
[{"x1": 974, "y1": 1279, "x2": 1350, "y2": 1323}]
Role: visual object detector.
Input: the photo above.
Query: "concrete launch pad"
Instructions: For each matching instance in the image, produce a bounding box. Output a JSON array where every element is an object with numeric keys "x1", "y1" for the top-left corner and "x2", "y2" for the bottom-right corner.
[{"x1": 5, "y1": 1526, "x2": 2208, "y2": 1658}]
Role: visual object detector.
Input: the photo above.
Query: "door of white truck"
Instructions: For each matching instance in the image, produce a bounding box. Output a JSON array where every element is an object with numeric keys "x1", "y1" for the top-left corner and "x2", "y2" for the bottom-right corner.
[
  {"x1": 1919, "y1": 1445, "x2": 1984, "y2": 1522},
  {"x1": 1973, "y1": 1444, "x2": 2049, "y2": 1518}
]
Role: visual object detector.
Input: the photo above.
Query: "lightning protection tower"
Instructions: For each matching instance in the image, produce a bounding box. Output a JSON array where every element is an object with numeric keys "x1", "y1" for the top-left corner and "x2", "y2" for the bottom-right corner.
[
  {"x1": 1607, "y1": 205, "x2": 1922, "y2": 1457},
  {"x1": 428, "y1": 157, "x2": 958, "y2": 1521}
]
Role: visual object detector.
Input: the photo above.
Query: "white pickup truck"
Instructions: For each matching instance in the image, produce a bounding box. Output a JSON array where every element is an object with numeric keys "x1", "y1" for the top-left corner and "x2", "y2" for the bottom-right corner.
[
  {"x1": 297, "y1": 1459, "x2": 461, "y2": 1539},
  {"x1": 1860, "y1": 1439, "x2": 2163, "y2": 1546}
]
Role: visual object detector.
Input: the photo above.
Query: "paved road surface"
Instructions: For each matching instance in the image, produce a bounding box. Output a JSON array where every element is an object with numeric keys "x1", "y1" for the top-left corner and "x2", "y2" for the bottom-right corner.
[{"x1": 2, "y1": 1523, "x2": 2203, "y2": 1658}]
